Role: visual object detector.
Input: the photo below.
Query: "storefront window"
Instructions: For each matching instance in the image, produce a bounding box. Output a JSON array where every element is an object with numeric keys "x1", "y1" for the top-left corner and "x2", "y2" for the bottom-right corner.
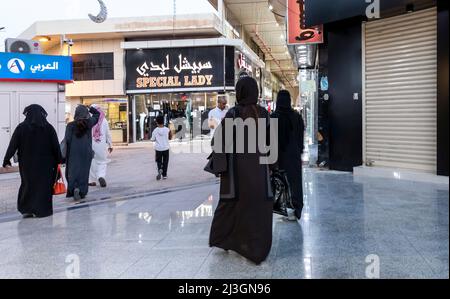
[
  {"x1": 82, "y1": 98, "x2": 128, "y2": 143},
  {"x1": 132, "y1": 92, "x2": 229, "y2": 142},
  {"x1": 298, "y1": 69, "x2": 318, "y2": 166}
]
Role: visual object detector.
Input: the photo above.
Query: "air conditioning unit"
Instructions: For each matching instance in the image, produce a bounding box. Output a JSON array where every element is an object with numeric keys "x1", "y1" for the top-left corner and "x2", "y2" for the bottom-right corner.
[{"x1": 5, "y1": 38, "x2": 42, "y2": 54}]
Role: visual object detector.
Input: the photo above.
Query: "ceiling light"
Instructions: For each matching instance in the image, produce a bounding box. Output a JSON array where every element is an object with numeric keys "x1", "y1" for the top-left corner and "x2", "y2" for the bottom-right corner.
[{"x1": 269, "y1": 4, "x2": 273, "y2": 11}]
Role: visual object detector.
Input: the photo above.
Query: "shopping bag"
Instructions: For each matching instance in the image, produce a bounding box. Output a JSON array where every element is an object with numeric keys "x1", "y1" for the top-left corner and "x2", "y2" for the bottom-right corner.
[
  {"x1": 53, "y1": 165, "x2": 66, "y2": 195},
  {"x1": 271, "y1": 170, "x2": 293, "y2": 216}
]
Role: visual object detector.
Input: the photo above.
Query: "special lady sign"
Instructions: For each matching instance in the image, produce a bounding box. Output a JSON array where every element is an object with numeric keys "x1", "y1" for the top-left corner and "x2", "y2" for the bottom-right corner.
[{"x1": 126, "y1": 46, "x2": 227, "y2": 93}]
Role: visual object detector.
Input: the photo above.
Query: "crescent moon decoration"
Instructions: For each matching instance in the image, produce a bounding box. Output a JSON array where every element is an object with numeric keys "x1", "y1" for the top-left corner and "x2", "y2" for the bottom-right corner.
[{"x1": 88, "y1": 0, "x2": 108, "y2": 23}]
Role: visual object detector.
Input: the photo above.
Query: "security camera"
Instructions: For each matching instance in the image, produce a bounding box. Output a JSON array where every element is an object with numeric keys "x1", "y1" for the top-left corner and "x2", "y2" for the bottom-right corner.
[
  {"x1": 65, "y1": 39, "x2": 74, "y2": 47},
  {"x1": 62, "y1": 36, "x2": 74, "y2": 47}
]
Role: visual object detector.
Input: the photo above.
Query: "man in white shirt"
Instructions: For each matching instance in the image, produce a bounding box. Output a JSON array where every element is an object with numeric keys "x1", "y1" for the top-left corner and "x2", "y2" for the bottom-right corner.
[
  {"x1": 151, "y1": 116, "x2": 172, "y2": 180},
  {"x1": 208, "y1": 98, "x2": 228, "y2": 137}
]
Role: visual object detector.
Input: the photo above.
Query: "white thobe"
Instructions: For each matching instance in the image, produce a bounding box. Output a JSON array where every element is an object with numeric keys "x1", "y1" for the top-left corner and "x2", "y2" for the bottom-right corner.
[
  {"x1": 90, "y1": 120, "x2": 113, "y2": 181},
  {"x1": 208, "y1": 107, "x2": 228, "y2": 137}
]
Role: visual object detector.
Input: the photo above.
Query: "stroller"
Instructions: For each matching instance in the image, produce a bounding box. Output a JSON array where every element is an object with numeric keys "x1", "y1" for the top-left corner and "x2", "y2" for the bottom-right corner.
[{"x1": 271, "y1": 169, "x2": 294, "y2": 217}]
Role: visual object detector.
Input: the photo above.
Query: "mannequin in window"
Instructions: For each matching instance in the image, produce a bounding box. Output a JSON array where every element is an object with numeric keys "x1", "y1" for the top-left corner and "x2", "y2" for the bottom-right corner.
[{"x1": 139, "y1": 111, "x2": 147, "y2": 141}]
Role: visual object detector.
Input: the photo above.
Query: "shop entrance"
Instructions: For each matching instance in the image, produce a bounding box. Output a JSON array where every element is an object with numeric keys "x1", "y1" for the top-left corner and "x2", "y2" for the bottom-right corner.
[
  {"x1": 298, "y1": 69, "x2": 319, "y2": 167},
  {"x1": 131, "y1": 92, "x2": 231, "y2": 142},
  {"x1": 81, "y1": 98, "x2": 128, "y2": 144}
]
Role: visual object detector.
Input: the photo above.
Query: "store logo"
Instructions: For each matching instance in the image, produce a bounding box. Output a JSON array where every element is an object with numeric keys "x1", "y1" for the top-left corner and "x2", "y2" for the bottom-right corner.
[
  {"x1": 7, "y1": 58, "x2": 25, "y2": 74},
  {"x1": 237, "y1": 53, "x2": 252, "y2": 74}
]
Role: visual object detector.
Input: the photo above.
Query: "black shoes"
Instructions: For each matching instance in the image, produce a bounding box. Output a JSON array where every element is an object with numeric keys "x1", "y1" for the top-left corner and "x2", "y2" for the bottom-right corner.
[
  {"x1": 74, "y1": 188, "x2": 81, "y2": 201},
  {"x1": 22, "y1": 213, "x2": 36, "y2": 219},
  {"x1": 99, "y1": 177, "x2": 107, "y2": 188},
  {"x1": 156, "y1": 169, "x2": 163, "y2": 181}
]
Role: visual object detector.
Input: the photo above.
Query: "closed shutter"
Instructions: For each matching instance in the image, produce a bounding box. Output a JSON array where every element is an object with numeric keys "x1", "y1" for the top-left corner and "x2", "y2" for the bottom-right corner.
[{"x1": 364, "y1": 8, "x2": 437, "y2": 172}]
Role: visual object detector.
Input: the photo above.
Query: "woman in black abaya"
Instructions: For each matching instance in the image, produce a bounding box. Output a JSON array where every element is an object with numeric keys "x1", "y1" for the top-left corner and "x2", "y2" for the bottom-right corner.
[
  {"x1": 209, "y1": 76, "x2": 274, "y2": 265},
  {"x1": 64, "y1": 105, "x2": 100, "y2": 200},
  {"x1": 271, "y1": 90, "x2": 305, "y2": 220},
  {"x1": 2, "y1": 104, "x2": 62, "y2": 218}
]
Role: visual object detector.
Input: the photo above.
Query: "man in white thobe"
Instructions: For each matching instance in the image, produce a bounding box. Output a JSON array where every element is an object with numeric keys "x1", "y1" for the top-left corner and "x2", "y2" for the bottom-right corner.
[
  {"x1": 89, "y1": 106, "x2": 113, "y2": 187},
  {"x1": 208, "y1": 98, "x2": 228, "y2": 137}
]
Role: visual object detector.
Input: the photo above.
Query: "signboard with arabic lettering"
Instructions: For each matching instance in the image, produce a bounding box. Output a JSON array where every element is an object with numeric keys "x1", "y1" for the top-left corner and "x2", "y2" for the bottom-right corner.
[
  {"x1": 235, "y1": 50, "x2": 262, "y2": 95},
  {"x1": 0, "y1": 52, "x2": 73, "y2": 83},
  {"x1": 126, "y1": 46, "x2": 231, "y2": 93}
]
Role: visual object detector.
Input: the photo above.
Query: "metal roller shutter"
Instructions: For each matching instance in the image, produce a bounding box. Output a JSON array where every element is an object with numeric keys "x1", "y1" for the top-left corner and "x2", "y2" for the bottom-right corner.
[{"x1": 363, "y1": 8, "x2": 437, "y2": 172}]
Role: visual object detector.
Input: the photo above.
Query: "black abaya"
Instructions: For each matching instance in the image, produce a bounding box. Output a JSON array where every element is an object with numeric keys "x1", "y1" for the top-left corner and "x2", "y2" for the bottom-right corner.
[
  {"x1": 209, "y1": 77, "x2": 274, "y2": 264},
  {"x1": 271, "y1": 90, "x2": 305, "y2": 219},
  {"x1": 3, "y1": 105, "x2": 62, "y2": 218},
  {"x1": 64, "y1": 106, "x2": 100, "y2": 198}
]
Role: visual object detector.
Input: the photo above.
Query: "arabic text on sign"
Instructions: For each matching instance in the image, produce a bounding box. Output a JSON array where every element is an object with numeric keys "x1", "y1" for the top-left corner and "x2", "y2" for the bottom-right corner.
[
  {"x1": 237, "y1": 53, "x2": 252, "y2": 74},
  {"x1": 136, "y1": 54, "x2": 213, "y2": 76},
  {"x1": 30, "y1": 62, "x2": 59, "y2": 74}
]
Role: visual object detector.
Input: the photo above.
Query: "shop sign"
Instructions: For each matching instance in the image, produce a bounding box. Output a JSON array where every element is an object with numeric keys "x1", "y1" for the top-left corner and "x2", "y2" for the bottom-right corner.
[
  {"x1": 0, "y1": 52, "x2": 73, "y2": 83},
  {"x1": 287, "y1": 0, "x2": 324, "y2": 45},
  {"x1": 237, "y1": 53, "x2": 253, "y2": 74},
  {"x1": 126, "y1": 46, "x2": 226, "y2": 92}
]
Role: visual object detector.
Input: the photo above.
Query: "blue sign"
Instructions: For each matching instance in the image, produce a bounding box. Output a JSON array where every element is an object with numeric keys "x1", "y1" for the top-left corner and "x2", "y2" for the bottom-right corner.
[{"x1": 0, "y1": 52, "x2": 73, "y2": 83}]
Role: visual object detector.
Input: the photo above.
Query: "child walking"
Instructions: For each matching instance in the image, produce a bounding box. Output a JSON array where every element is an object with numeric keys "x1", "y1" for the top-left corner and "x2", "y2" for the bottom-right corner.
[{"x1": 151, "y1": 116, "x2": 172, "y2": 180}]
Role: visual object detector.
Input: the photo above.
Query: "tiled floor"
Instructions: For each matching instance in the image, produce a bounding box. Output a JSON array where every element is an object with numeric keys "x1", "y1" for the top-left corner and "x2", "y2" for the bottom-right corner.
[{"x1": 0, "y1": 169, "x2": 447, "y2": 279}]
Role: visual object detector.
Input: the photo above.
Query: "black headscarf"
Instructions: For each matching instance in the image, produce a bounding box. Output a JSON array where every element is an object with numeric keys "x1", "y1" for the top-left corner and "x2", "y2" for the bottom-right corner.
[
  {"x1": 273, "y1": 90, "x2": 298, "y2": 151},
  {"x1": 236, "y1": 76, "x2": 260, "y2": 120},
  {"x1": 74, "y1": 105, "x2": 90, "y2": 120},
  {"x1": 276, "y1": 90, "x2": 292, "y2": 111},
  {"x1": 236, "y1": 76, "x2": 259, "y2": 106},
  {"x1": 23, "y1": 104, "x2": 48, "y2": 127}
]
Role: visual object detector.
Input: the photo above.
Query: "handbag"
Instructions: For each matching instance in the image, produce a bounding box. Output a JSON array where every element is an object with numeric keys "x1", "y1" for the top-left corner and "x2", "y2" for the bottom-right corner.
[
  {"x1": 53, "y1": 165, "x2": 66, "y2": 195},
  {"x1": 204, "y1": 151, "x2": 227, "y2": 177},
  {"x1": 204, "y1": 108, "x2": 235, "y2": 177},
  {"x1": 271, "y1": 169, "x2": 294, "y2": 216}
]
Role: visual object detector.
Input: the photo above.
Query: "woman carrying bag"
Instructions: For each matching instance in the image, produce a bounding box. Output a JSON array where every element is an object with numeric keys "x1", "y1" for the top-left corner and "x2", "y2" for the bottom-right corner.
[
  {"x1": 2, "y1": 104, "x2": 62, "y2": 218},
  {"x1": 271, "y1": 90, "x2": 305, "y2": 220}
]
